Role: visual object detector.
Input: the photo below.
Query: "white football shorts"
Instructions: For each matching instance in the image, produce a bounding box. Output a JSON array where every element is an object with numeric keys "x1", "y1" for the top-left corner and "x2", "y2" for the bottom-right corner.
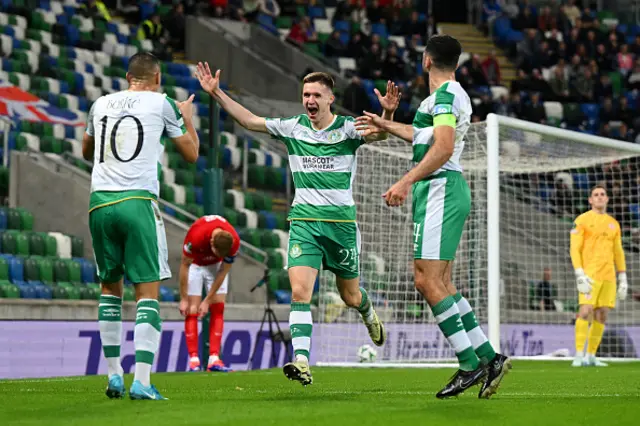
[{"x1": 187, "y1": 262, "x2": 229, "y2": 296}]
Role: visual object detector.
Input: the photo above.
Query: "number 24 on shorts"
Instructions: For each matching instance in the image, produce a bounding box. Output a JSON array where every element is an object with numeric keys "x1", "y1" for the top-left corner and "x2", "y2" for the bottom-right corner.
[{"x1": 338, "y1": 248, "x2": 357, "y2": 271}]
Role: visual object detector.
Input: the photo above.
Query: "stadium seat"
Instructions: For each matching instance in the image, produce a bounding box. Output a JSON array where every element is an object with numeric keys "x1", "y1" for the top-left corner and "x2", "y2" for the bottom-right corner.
[
  {"x1": 0, "y1": 280, "x2": 19, "y2": 298},
  {"x1": 2, "y1": 231, "x2": 17, "y2": 254},
  {"x1": 15, "y1": 232, "x2": 29, "y2": 256},
  {"x1": 23, "y1": 258, "x2": 40, "y2": 281},
  {"x1": 29, "y1": 233, "x2": 45, "y2": 256},
  {"x1": 54, "y1": 259, "x2": 69, "y2": 282}
]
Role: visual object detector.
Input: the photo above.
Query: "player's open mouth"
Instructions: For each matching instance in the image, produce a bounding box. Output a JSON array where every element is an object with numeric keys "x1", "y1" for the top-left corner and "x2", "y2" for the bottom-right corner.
[{"x1": 307, "y1": 106, "x2": 318, "y2": 116}]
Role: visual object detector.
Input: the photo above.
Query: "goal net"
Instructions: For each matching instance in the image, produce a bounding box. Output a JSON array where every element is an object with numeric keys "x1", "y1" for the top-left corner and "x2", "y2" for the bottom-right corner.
[{"x1": 315, "y1": 114, "x2": 640, "y2": 366}]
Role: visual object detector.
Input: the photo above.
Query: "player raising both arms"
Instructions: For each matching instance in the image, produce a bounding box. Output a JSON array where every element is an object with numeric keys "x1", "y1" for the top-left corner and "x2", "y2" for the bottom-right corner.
[
  {"x1": 179, "y1": 214, "x2": 240, "y2": 373},
  {"x1": 82, "y1": 52, "x2": 199, "y2": 400},
  {"x1": 570, "y1": 185, "x2": 628, "y2": 367},
  {"x1": 355, "y1": 34, "x2": 510, "y2": 399},
  {"x1": 195, "y1": 62, "x2": 400, "y2": 386}
]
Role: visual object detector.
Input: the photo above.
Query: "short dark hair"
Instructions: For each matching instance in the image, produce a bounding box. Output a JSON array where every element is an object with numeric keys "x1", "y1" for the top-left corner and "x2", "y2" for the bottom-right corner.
[
  {"x1": 127, "y1": 52, "x2": 160, "y2": 81},
  {"x1": 302, "y1": 72, "x2": 335, "y2": 90},
  {"x1": 590, "y1": 184, "x2": 607, "y2": 196},
  {"x1": 425, "y1": 34, "x2": 462, "y2": 71}
]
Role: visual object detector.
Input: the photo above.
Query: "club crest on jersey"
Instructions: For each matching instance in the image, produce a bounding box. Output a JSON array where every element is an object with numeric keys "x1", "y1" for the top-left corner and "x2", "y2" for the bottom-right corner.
[
  {"x1": 184, "y1": 242, "x2": 192, "y2": 254},
  {"x1": 290, "y1": 244, "x2": 302, "y2": 258},
  {"x1": 327, "y1": 129, "x2": 342, "y2": 143}
]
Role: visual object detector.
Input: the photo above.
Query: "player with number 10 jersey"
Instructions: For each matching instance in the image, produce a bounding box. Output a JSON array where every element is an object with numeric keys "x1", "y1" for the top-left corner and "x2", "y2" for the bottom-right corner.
[{"x1": 82, "y1": 52, "x2": 199, "y2": 401}]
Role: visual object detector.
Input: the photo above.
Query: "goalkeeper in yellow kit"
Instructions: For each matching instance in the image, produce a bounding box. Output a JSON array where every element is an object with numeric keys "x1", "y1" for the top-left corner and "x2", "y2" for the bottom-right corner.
[{"x1": 570, "y1": 185, "x2": 628, "y2": 367}]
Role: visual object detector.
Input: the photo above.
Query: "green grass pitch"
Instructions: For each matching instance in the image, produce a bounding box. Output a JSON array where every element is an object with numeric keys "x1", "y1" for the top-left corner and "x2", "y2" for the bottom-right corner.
[{"x1": 1, "y1": 361, "x2": 639, "y2": 426}]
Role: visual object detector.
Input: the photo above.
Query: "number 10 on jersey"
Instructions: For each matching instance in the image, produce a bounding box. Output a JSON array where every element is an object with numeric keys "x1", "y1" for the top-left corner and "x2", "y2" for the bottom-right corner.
[{"x1": 99, "y1": 115, "x2": 144, "y2": 163}]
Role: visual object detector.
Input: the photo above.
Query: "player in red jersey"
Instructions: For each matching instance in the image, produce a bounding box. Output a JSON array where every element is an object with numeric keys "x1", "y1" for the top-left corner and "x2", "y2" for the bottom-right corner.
[{"x1": 179, "y1": 214, "x2": 240, "y2": 372}]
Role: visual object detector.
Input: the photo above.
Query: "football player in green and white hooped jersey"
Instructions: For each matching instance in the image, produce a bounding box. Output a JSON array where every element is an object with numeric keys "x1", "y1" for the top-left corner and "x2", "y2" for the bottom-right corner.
[
  {"x1": 195, "y1": 62, "x2": 400, "y2": 386},
  {"x1": 82, "y1": 52, "x2": 200, "y2": 401},
  {"x1": 356, "y1": 35, "x2": 511, "y2": 400}
]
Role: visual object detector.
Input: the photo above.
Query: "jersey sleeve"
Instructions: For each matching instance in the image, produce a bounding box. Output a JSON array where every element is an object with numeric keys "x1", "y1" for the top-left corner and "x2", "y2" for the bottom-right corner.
[
  {"x1": 85, "y1": 101, "x2": 97, "y2": 136},
  {"x1": 569, "y1": 217, "x2": 585, "y2": 270},
  {"x1": 343, "y1": 117, "x2": 365, "y2": 141},
  {"x1": 614, "y1": 222, "x2": 626, "y2": 273},
  {"x1": 163, "y1": 96, "x2": 187, "y2": 138},
  {"x1": 265, "y1": 116, "x2": 298, "y2": 139},
  {"x1": 432, "y1": 89, "x2": 458, "y2": 128},
  {"x1": 182, "y1": 219, "x2": 201, "y2": 258}
]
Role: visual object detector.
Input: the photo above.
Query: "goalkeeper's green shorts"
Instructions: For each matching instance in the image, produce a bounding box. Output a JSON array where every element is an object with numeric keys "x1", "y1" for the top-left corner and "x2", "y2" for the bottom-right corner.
[
  {"x1": 412, "y1": 170, "x2": 470, "y2": 261},
  {"x1": 286, "y1": 220, "x2": 360, "y2": 279}
]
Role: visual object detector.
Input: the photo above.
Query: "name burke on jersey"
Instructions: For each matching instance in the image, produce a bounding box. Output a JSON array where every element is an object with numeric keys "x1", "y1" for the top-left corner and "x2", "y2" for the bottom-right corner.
[
  {"x1": 302, "y1": 157, "x2": 335, "y2": 170},
  {"x1": 107, "y1": 97, "x2": 141, "y2": 111}
]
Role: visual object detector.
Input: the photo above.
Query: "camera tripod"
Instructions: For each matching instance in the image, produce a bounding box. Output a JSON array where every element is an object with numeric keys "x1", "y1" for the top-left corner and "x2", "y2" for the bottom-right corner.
[{"x1": 248, "y1": 268, "x2": 292, "y2": 369}]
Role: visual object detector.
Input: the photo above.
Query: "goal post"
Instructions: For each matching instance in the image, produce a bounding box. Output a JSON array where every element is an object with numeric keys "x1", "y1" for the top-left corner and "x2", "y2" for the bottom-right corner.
[{"x1": 315, "y1": 113, "x2": 640, "y2": 367}]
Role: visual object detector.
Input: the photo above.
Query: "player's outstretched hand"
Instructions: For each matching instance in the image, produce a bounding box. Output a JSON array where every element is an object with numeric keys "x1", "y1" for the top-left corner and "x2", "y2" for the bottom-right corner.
[
  {"x1": 195, "y1": 61, "x2": 220, "y2": 95},
  {"x1": 383, "y1": 178, "x2": 411, "y2": 207},
  {"x1": 375, "y1": 80, "x2": 401, "y2": 113},
  {"x1": 575, "y1": 268, "x2": 593, "y2": 294},
  {"x1": 355, "y1": 113, "x2": 384, "y2": 138},
  {"x1": 176, "y1": 94, "x2": 195, "y2": 120},
  {"x1": 617, "y1": 272, "x2": 628, "y2": 301}
]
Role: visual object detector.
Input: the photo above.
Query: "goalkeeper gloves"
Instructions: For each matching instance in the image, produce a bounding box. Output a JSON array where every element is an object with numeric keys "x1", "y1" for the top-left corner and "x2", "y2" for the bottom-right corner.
[
  {"x1": 575, "y1": 268, "x2": 593, "y2": 294},
  {"x1": 617, "y1": 272, "x2": 628, "y2": 301}
]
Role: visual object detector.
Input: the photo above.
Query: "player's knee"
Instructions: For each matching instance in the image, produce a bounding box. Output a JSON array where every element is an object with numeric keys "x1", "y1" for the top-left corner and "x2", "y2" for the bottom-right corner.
[
  {"x1": 187, "y1": 304, "x2": 198, "y2": 316},
  {"x1": 578, "y1": 305, "x2": 592, "y2": 320},
  {"x1": 594, "y1": 308, "x2": 608, "y2": 323},
  {"x1": 290, "y1": 285, "x2": 312, "y2": 303}
]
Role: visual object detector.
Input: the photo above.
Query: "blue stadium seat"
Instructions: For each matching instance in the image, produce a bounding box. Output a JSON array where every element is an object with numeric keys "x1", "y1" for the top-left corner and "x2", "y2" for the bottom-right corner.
[
  {"x1": 333, "y1": 20, "x2": 350, "y2": 32},
  {"x1": 308, "y1": 7, "x2": 325, "y2": 19},
  {"x1": 194, "y1": 187, "x2": 204, "y2": 205},
  {"x1": 573, "y1": 173, "x2": 590, "y2": 191},
  {"x1": 371, "y1": 23, "x2": 388, "y2": 38},
  {"x1": 81, "y1": 261, "x2": 97, "y2": 283},
  {"x1": 8, "y1": 256, "x2": 23, "y2": 282},
  {"x1": 581, "y1": 103, "x2": 599, "y2": 120}
]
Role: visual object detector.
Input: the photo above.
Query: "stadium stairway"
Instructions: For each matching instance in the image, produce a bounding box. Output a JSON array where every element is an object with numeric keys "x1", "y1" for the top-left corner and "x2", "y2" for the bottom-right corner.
[
  {"x1": 0, "y1": 1, "x2": 303, "y2": 303},
  {"x1": 437, "y1": 23, "x2": 517, "y2": 88}
]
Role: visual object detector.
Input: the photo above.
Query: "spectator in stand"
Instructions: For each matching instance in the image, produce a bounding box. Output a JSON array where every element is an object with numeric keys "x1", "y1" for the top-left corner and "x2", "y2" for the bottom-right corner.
[
  {"x1": 482, "y1": 50, "x2": 501, "y2": 85},
  {"x1": 482, "y1": 0, "x2": 501, "y2": 35},
  {"x1": 555, "y1": 4, "x2": 572, "y2": 35},
  {"x1": 366, "y1": 0, "x2": 385, "y2": 24},
  {"x1": 599, "y1": 97, "x2": 615, "y2": 127},
  {"x1": 564, "y1": 0, "x2": 582, "y2": 26},
  {"x1": 532, "y1": 268, "x2": 555, "y2": 311},
  {"x1": 508, "y1": 92, "x2": 526, "y2": 118},
  {"x1": 627, "y1": 62, "x2": 640, "y2": 91},
  {"x1": 538, "y1": 6, "x2": 556, "y2": 32},
  {"x1": 524, "y1": 91, "x2": 546, "y2": 125},
  {"x1": 617, "y1": 44, "x2": 634, "y2": 78},
  {"x1": 165, "y1": 3, "x2": 186, "y2": 52},
  {"x1": 513, "y1": 6, "x2": 537, "y2": 31},
  {"x1": 358, "y1": 42, "x2": 383, "y2": 80},
  {"x1": 286, "y1": 17, "x2": 308, "y2": 48},
  {"x1": 474, "y1": 93, "x2": 495, "y2": 121},
  {"x1": 618, "y1": 96, "x2": 633, "y2": 127},
  {"x1": 595, "y1": 43, "x2": 615, "y2": 73},
  {"x1": 631, "y1": 35, "x2": 640, "y2": 56},
  {"x1": 618, "y1": 122, "x2": 635, "y2": 143},
  {"x1": 549, "y1": 65, "x2": 571, "y2": 102},
  {"x1": 346, "y1": 31, "x2": 368, "y2": 60},
  {"x1": 595, "y1": 73, "x2": 614, "y2": 101},
  {"x1": 342, "y1": 76, "x2": 372, "y2": 115},
  {"x1": 382, "y1": 44, "x2": 406, "y2": 81},
  {"x1": 241, "y1": 0, "x2": 280, "y2": 21},
  {"x1": 324, "y1": 30, "x2": 346, "y2": 58},
  {"x1": 137, "y1": 13, "x2": 171, "y2": 60},
  {"x1": 404, "y1": 11, "x2": 426, "y2": 41},
  {"x1": 464, "y1": 54, "x2": 488, "y2": 87},
  {"x1": 573, "y1": 67, "x2": 595, "y2": 102},
  {"x1": 80, "y1": 0, "x2": 112, "y2": 22}
]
